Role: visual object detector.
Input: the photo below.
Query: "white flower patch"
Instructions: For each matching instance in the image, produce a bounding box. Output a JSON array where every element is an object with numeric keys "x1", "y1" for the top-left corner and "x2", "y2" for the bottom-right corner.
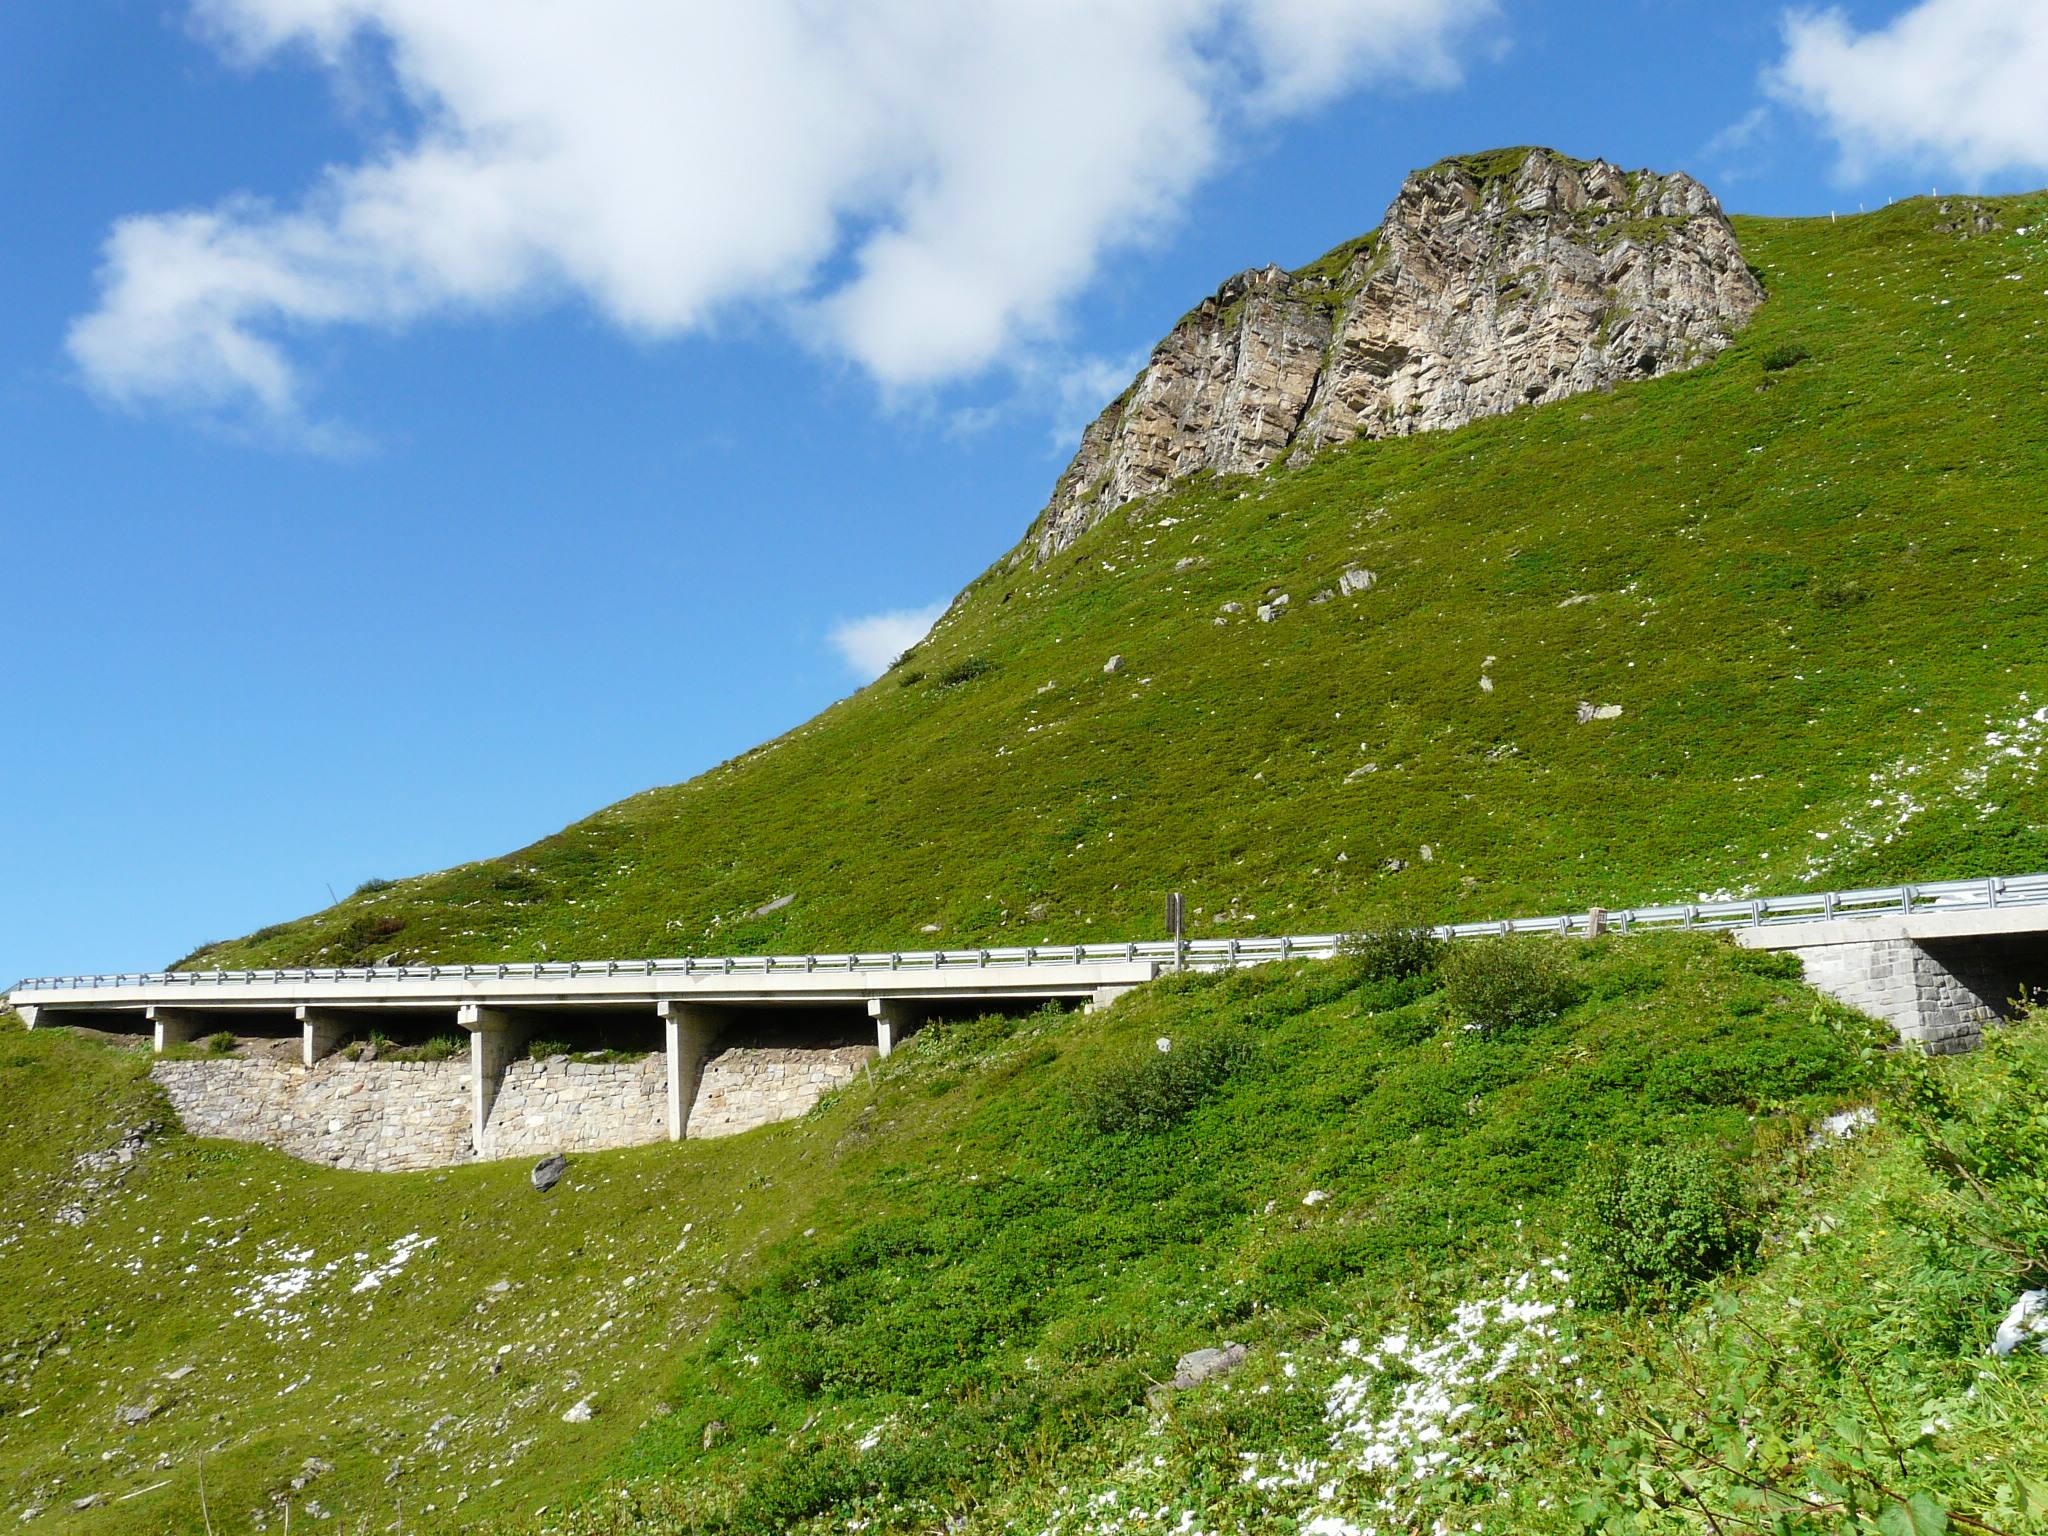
[
  {"x1": 232, "y1": 1242, "x2": 344, "y2": 1340},
  {"x1": 1312, "y1": 1268, "x2": 1567, "y2": 1531},
  {"x1": 1795, "y1": 694, "x2": 2048, "y2": 884},
  {"x1": 352, "y1": 1232, "x2": 438, "y2": 1294},
  {"x1": 1037, "y1": 1268, "x2": 1569, "y2": 1536},
  {"x1": 1808, "y1": 1106, "x2": 1876, "y2": 1147}
]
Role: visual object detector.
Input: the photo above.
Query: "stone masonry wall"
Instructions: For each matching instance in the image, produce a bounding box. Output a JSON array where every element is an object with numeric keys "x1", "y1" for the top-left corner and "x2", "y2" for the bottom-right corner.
[
  {"x1": 150, "y1": 1058, "x2": 472, "y2": 1172},
  {"x1": 149, "y1": 1037, "x2": 880, "y2": 1168},
  {"x1": 688, "y1": 1043, "x2": 876, "y2": 1140},
  {"x1": 487, "y1": 1054, "x2": 667, "y2": 1157},
  {"x1": 1790, "y1": 938, "x2": 1992, "y2": 1054}
]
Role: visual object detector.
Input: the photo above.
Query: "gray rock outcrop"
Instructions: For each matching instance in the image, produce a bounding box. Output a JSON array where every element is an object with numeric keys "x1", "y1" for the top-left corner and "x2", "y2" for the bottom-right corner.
[{"x1": 1028, "y1": 148, "x2": 1764, "y2": 561}]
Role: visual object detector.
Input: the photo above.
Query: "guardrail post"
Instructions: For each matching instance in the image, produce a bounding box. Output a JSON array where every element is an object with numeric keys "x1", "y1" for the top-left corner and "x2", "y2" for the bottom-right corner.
[{"x1": 1988, "y1": 876, "x2": 2002, "y2": 909}]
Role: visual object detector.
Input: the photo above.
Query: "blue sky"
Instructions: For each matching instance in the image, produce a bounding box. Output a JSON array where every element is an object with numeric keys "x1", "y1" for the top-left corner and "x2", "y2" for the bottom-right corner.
[{"x1": 5, "y1": 0, "x2": 2045, "y2": 983}]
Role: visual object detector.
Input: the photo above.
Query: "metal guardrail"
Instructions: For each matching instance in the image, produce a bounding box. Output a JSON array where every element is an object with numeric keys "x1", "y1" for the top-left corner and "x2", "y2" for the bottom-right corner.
[{"x1": 10, "y1": 873, "x2": 2047, "y2": 998}]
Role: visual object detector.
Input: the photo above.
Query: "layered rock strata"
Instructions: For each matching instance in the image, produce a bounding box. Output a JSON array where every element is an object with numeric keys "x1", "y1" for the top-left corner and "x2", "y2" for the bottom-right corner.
[{"x1": 1030, "y1": 147, "x2": 1765, "y2": 561}]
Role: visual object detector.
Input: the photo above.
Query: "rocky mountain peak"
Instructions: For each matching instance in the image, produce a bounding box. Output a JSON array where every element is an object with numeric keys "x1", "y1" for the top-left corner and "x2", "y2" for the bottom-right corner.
[{"x1": 1027, "y1": 147, "x2": 1765, "y2": 562}]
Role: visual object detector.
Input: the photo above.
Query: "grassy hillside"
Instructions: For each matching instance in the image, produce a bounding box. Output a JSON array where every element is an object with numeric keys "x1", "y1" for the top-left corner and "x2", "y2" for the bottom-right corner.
[
  {"x1": 172, "y1": 187, "x2": 2048, "y2": 977},
  {"x1": 8, "y1": 934, "x2": 2046, "y2": 1532}
]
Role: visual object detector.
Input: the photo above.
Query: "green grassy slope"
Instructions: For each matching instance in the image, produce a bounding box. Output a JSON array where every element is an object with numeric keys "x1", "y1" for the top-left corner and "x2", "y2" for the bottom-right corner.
[
  {"x1": 165, "y1": 189, "x2": 2048, "y2": 978},
  {"x1": 9, "y1": 936, "x2": 2045, "y2": 1534}
]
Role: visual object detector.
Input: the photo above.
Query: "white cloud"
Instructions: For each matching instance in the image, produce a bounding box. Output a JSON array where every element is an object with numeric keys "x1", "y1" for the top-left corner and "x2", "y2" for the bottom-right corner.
[
  {"x1": 827, "y1": 603, "x2": 945, "y2": 681},
  {"x1": 1768, "y1": 0, "x2": 2048, "y2": 182},
  {"x1": 69, "y1": 0, "x2": 1494, "y2": 438},
  {"x1": 1700, "y1": 105, "x2": 1773, "y2": 184}
]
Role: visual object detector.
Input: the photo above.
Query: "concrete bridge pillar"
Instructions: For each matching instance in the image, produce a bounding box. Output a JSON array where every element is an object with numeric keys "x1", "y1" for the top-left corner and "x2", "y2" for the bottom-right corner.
[
  {"x1": 657, "y1": 1001, "x2": 725, "y2": 1141},
  {"x1": 147, "y1": 1005, "x2": 209, "y2": 1054},
  {"x1": 460, "y1": 1004, "x2": 540, "y2": 1158},
  {"x1": 297, "y1": 1006, "x2": 351, "y2": 1067},
  {"x1": 868, "y1": 997, "x2": 925, "y2": 1057},
  {"x1": 16, "y1": 1005, "x2": 38, "y2": 1029}
]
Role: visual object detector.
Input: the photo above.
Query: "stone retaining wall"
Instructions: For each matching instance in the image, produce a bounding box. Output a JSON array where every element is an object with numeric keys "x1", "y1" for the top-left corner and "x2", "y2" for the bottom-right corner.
[
  {"x1": 150, "y1": 1038, "x2": 877, "y2": 1168},
  {"x1": 689, "y1": 1043, "x2": 876, "y2": 1139},
  {"x1": 487, "y1": 1054, "x2": 667, "y2": 1157},
  {"x1": 151, "y1": 1058, "x2": 472, "y2": 1172}
]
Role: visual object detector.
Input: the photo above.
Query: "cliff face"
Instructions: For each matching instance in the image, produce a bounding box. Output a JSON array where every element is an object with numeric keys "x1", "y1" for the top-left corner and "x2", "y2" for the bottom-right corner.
[{"x1": 1029, "y1": 147, "x2": 1766, "y2": 561}]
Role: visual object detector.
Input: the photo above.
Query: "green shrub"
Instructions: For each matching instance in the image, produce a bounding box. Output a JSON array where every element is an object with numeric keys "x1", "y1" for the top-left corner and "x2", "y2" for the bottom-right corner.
[
  {"x1": 1811, "y1": 576, "x2": 1869, "y2": 610},
  {"x1": 525, "y1": 1038, "x2": 573, "y2": 1061},
  {"x1": 1761, "y1": 340, "x2": 1811, "y2": 371},
  {"x1": 328, "y1": 911, "x2": 408, "y2": 964},
  {"x1": 896, "y1": 669, "x2": 926, "y2": 687},
  {"x1": 1566, "y1": 1143, "x2": 1759, "y2": 1309},
  {"x1": 204, "y1": 1030, "x2": 238, "y2": 1055},
  {"x1": 1885, "y1": 1005, "x2": 2048, "y2": 1286},
  {"x1": 935, "y1": 655, "x2": 993, "y2": 687},
  {"x1": 1070, "y1": 1024, "x2": 1254, "y2": 1134},
  {"x1": 1340, "y1": 923, "x2": 1444, "y2": 982},
  {"x1": 353, "y1": 877, "x2": 397, "y2": 895},
  {"x1": 1439, "y1": 937, "x2": 1580, "y2": 1035}
]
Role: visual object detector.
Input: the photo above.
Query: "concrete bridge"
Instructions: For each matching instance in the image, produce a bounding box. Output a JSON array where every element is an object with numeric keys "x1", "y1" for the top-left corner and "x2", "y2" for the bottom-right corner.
[
  {"x1": 10, "y1": 873, "x2": 2047, "y2": 1163},
  {"x1": 6, "y1": 951, "x2": 1162, "y2": 1156}
]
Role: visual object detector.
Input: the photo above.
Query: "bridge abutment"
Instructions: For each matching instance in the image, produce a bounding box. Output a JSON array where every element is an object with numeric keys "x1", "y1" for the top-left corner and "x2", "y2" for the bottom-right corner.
[{"x1": 1736, "y1": 908, "x2": 2048, "y2": 1053}]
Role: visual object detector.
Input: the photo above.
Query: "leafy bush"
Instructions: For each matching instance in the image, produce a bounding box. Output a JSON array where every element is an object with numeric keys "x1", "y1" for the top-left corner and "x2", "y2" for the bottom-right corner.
[
  {"x1": 1566, "y1": 1143, "x2": 1759, "y2": 1309},
  {"x1": 1340, "y1": 923, "x2": 1444, "y2": 982},
  {"x1": 935, "y1": 655, "x2": 993, "y2": 687},
  {"x1": 205, "y1": 1030, "x2": 238, "y2": 1055},
  {"x1": 895, "y1": 669, "x2": 926, "y2": 687},
  {"x1": 1885, "y1": 1005, "x2": 2048, "y2": 1286},
  {"x1": 1811, "y1": 576, "x2": 1870, "y2": 610},
  {"x1": 1761, "y1": 340, "x2": 1811, "y2": 371},
  {"x1": 1439, "y1": 938, "x2": 1580, "y2": 1035},
  {"x1": 328, "y1": 911, "x2": 408, "y2": 965},
  {"x1": 353, "y1": 877, "x2": 397, "y2": 896},
  {"x1": 1070, "y1": 1024, "x2": 1254, "y2": 1134}
]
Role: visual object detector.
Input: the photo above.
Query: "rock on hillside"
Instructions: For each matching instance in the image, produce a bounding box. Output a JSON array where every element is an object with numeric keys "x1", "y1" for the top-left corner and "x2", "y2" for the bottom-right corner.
[{"x1": 1029, "y1": 147, "x2": 1766, "y2": 561}]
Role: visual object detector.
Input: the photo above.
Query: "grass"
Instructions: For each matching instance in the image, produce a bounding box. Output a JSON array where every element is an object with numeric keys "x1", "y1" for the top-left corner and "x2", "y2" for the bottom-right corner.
[
  {"x1": 0, "y1": 935, "x2": 1890, "y2": 1531},
  {"x1": 13, "y1": 167, "x2": 2048, "y2": 1529},
  {"x1": 171, "y1": 188, "x2": 2048, "y2": 980},
  {"x1": 10, "y1": 935, "x2": 2047, "y2": 1532}
]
